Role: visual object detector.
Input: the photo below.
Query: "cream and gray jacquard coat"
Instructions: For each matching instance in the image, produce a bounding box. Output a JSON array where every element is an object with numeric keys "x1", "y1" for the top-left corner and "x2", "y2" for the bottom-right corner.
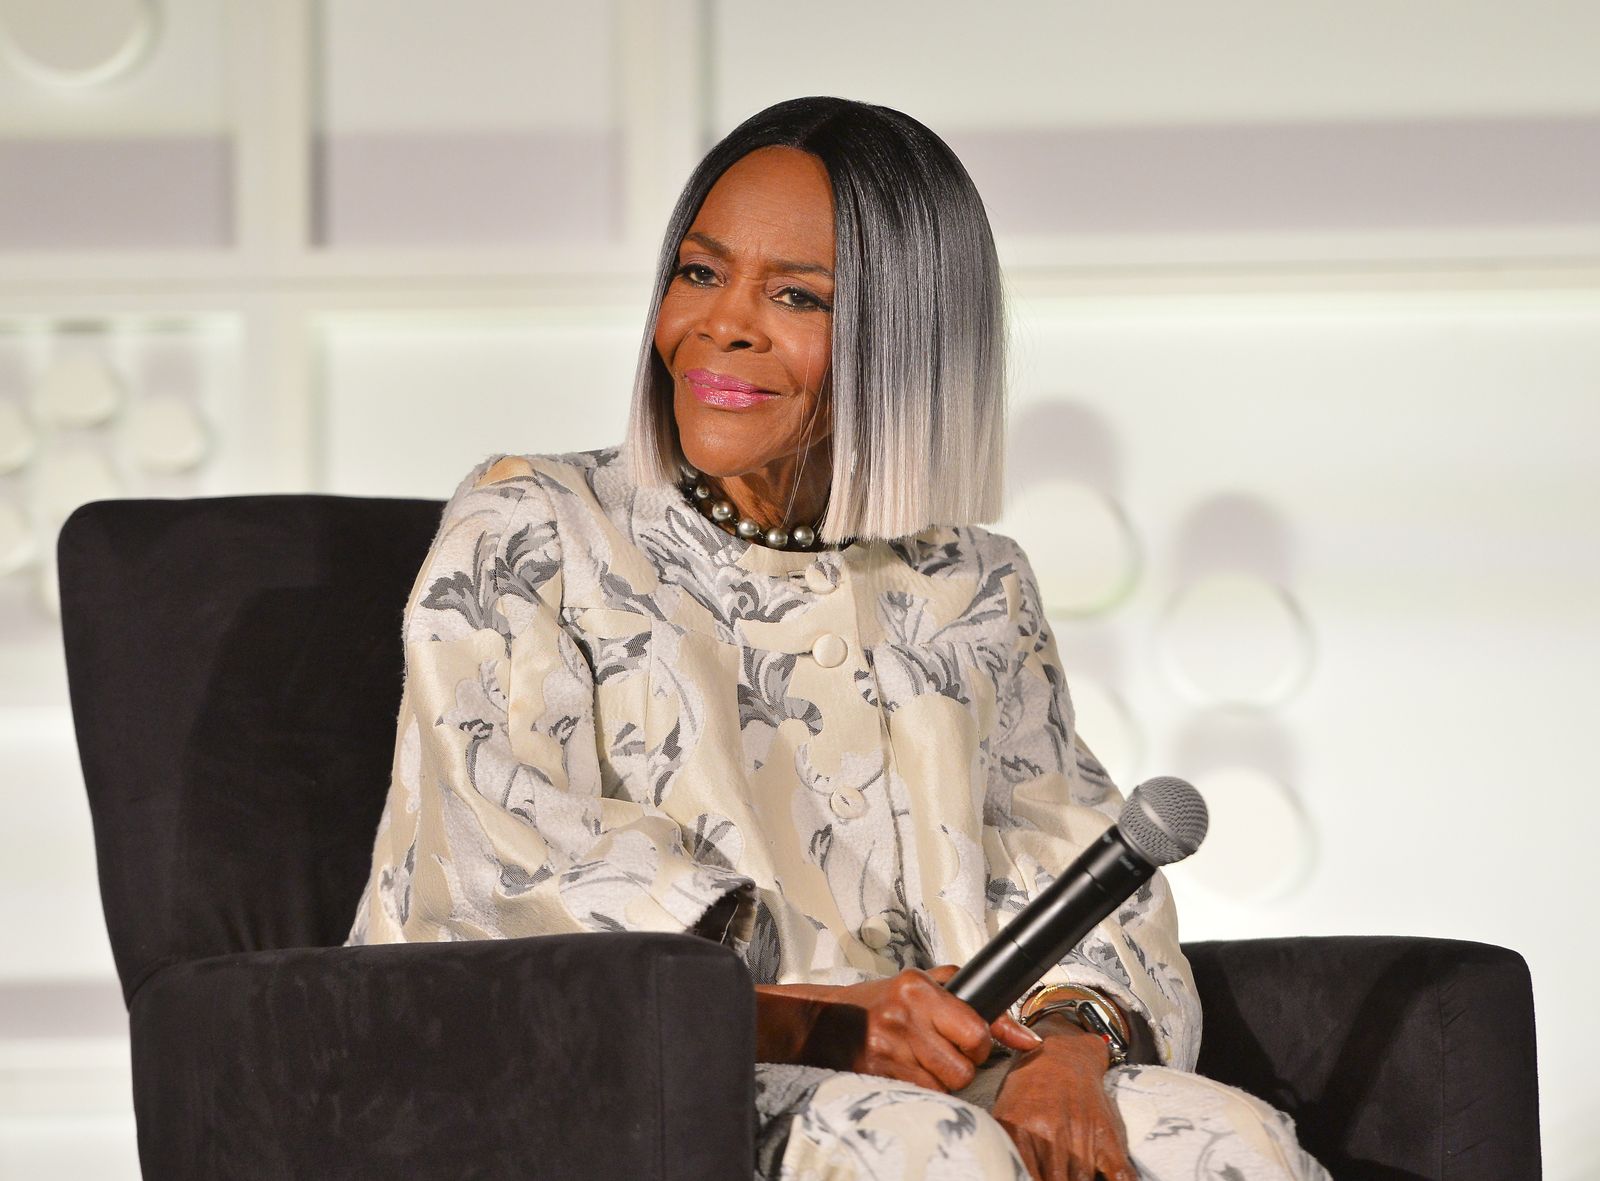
[{"x1": 347, "y1": 443, "x2": 1201, "y2": 1071}]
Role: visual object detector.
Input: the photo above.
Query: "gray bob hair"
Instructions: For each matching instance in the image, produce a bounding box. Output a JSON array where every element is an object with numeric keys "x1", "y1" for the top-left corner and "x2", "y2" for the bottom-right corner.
[{"x1": 626, "y1": 96, "x2": 1006, "y2": 543}]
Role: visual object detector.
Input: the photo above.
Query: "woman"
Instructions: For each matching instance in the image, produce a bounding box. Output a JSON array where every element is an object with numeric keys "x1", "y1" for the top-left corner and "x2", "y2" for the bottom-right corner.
[{"x1": 348, "y1": 97, "x2": 1328, "y2": 1181}]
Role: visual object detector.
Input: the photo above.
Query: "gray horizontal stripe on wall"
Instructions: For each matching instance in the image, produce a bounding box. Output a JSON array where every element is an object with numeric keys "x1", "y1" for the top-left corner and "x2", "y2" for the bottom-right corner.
[
  {"x1": 0, "y1": 979, "x2": 126, "y2": 1039},
  {"x1": 313, "y1": 129, "x2": 623, "y2": 247},
  {"x1": 0, "y1": 137, "x2": 231, "y2": 251},
  {"x1": 4, "y1": 120, "x2": 1594, "y2": 251},
  {"x1": 946, "y1": 116, "x2": 1600, "y2": 234}
]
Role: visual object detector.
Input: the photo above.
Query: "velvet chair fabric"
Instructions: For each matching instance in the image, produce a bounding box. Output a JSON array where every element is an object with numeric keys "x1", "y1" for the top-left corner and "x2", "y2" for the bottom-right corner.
[
  {"x1": 1187, "y1": 936, "x2": 1539, "y2": 1179},
  {"x1": 129, "y1": 934, "x2": 752, "y2": 1180},
  {"x1": 58, "y1": 494, "x2": 1539, "y2": 1181}
]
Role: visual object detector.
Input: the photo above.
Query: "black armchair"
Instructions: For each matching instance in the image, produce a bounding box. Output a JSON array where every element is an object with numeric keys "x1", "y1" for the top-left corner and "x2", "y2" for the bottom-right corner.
[{"x1": 58, "y1": 494, "x2": 1540, "y2": 1180}]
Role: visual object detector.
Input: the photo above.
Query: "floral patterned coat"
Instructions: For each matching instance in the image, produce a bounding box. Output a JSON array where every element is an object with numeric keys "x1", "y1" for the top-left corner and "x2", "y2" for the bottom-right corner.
[{"x1": 347, "y1": 444, "x2": 1201, "y2": 1070}]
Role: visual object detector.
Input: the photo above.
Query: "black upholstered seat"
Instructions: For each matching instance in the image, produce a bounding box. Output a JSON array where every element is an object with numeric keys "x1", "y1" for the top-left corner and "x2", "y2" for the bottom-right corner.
[{"x1": 57, "y1": 494, "x2": 1540, "y2": 1180}]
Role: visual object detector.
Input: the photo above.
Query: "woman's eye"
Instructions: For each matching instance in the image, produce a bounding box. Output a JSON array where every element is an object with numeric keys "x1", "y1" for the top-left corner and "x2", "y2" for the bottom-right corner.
[
  {"x1": 676, "y1": 263, "x2": 716, "y2": 285},
  {"x1": 777, "y1": 287, "x2": 831, "y2": 312}
]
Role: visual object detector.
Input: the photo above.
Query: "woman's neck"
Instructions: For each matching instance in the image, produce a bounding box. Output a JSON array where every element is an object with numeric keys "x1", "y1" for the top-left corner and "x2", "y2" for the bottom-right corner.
[{"x1": 708, "y1": 442, "x2": 832, "y2": 531}]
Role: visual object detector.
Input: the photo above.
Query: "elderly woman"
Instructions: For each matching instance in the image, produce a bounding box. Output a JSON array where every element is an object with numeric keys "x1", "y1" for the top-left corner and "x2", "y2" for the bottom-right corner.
[{"x1": 348, "y1": 97, "x2": 1329, "y2": 1181}]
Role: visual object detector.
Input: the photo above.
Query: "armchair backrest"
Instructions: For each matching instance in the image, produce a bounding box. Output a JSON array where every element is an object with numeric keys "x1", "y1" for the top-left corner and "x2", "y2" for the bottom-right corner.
[{"x1": 58, "y1": 495, "x2": 443, "y2": 1003}]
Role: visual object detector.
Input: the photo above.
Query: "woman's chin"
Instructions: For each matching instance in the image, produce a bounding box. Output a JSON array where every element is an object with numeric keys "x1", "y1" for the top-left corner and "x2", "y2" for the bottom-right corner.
[
  {"x1": 676, "y1": 418, "x2": 771, "y2": 477},
  {"x1": 680, "y1": 442, "x2": 765, "y2": 480}
]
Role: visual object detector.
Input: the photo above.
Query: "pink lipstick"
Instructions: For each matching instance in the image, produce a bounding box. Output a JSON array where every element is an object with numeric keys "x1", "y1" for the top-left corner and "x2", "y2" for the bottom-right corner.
[{"x1": 685, "y1": 368, "x2": 777, "y2": 409}]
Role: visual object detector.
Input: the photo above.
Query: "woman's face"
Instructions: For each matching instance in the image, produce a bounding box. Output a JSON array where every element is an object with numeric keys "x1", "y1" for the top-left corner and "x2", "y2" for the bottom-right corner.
[{"x1": 654, "y1": 146, "x2": 835, "y2": 482}]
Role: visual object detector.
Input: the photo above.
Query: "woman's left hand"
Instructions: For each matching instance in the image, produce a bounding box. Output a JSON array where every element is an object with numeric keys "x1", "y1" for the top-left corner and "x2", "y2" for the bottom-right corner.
[{"x1": 990, "y1": 1014, "x2": 1138, "y2": 1181}]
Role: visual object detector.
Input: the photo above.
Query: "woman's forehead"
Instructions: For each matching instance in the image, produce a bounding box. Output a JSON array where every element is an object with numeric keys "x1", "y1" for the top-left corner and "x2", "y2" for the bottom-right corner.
[{"x1": 687, "y1": 147, "x2": 835, "y2": 265}]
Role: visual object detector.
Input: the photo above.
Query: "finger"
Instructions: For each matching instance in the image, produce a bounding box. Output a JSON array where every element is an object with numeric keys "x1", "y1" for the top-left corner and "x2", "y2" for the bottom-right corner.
[
  {"x1": 1070, "y1": 1120, "x2": 1131, "y2": 1181},
  {"x1": 1003, "y1": 1128, "x2": 1047, "y2": 1181},
  {"x1": 1041, "y1": 1135, "x2": 1078, "y2": 1181},
  {"x1": 885, "y1": 970, "x2": 990, "y2": 1066},
  {"x1": 1106, "y1": 1094, "x2": 1133, "y2": 1157},
  {"x1": 1096, "y1": 1128, "x2": 1139, "y2": 1181},
  {"x1": 1091, "y1": 1087, "x2": 1136, "y2": 1178},
  {"x1": 894, "y1": 1061, "x2": 952, "y2": 1094},
  {"x1": 992, "y1": 1012, "x2": 1046, "y2": 1052},
  {"x1": 926, "y1": 965, "x2": 1019, "y2": 1057},
  {"x1": 923, "y1": 990, "x2": 994, "y2": 1064},
  {"x1": 1094, "y1": 1148, "x2": 1138, "y2": 1181},
  {"x1": 923, "y1": 964, "x2": 1000, "y2": 1059},
  {"x1": 1066, "y1": 1140, "x2": 1095, "y2": 1181},
  {"x1": 870, "y1": 1037, "x2": 951, "y2": 1094},
  {"x1": 909, "y1": 1028, "x2": 980, "y2": 1092}
]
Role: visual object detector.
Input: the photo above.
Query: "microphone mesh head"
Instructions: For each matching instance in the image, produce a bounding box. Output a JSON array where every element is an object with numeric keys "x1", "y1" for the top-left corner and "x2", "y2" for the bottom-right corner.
[{"x1": 1118, "y1": 777, "x2": 1208, "y2": 866}]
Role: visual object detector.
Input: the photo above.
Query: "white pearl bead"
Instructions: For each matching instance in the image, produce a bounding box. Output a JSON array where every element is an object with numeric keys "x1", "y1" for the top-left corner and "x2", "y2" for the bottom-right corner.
[
  {"x1": 735, "y1": 518, "x2": 761, "y2": 539},
  {"x1": 791, "y1": 524, "x2": 815, "y2": 548},
  {"x1": 765, "y1": 526, "x2": 789, "y2": 548},
  {"x1": 710, "y1": 499, "x2": 735, "y2": 522}
]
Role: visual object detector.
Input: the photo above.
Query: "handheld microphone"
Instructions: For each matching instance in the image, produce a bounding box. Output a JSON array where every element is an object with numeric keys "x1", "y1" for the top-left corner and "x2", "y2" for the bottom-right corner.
[{"x1": 945, "y1": 776, "x2": 1208, "y2": 1022}]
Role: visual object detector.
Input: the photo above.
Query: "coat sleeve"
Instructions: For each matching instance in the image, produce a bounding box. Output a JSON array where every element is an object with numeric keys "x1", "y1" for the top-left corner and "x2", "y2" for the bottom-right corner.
[
  {"x1": 981, "y1": 539, "x2": 1201, "y2": 1071},
  {"x1": 347, "y1": 454, "x2": 757, "y2": 949}
]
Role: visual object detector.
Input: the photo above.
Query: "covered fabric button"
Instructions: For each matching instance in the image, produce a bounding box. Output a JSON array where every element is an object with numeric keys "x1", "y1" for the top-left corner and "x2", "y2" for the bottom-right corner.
[
  {"x1": 859, "y1": 914, "x2": 892, "y2": 950},
  {"x1": 804, "y1": 564, "x2": 836, "y2": 594},
  {"x1": 811, "y1": 632, "x2": 848, "y2": 667},
  {"x1": 829, "y1": 786, "x2": 867, "y2": 819}
]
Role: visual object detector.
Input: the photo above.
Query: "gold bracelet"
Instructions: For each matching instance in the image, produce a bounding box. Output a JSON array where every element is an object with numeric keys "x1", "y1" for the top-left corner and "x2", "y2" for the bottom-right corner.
[
  {"x1": 1018, "y1": 983, "x2": 1132, "y2": 1066},
  {"x1": 1019, "y1": 983, "x2": 1131, "y2": 1038}
]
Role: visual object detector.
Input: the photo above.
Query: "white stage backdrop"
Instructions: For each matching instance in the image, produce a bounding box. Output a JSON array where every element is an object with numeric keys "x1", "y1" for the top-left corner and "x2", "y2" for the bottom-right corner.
[{"x1": 1, "y1": 1, "x2": 1595, "y2": 1176}]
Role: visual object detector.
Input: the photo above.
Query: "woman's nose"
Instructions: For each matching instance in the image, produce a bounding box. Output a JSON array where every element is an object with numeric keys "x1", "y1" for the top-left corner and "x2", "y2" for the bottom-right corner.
[{"x1": 700, "y1": 280, "x2": 770, "y2": 351}]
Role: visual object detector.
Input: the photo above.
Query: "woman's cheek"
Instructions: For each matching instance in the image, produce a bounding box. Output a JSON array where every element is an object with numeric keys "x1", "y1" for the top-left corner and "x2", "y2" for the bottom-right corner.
[
  {"x1": 652, "y1": 319, "x2": 679, "y2": 363},
  {"x1": 653, "y1": 296, "x2": 692, "y2": 360}
]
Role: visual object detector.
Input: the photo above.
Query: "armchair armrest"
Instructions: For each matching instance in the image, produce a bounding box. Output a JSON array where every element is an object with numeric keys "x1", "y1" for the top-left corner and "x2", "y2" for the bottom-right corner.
[
  {"x1": 128, "y1": 932, "x2": 755, "y2": 1181},
  {"x1": 1185, "y1": 935, "x2": 1539, "y2": 1181}
]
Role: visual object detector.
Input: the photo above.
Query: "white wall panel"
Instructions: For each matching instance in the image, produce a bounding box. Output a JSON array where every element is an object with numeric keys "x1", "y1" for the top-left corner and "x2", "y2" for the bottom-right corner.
[
  {"x1": 0, "y1": 0, "x2": 232, "y2": 249},
  {"x1": 0, "y1": 0, "x2": 228, "y2": 133},
  {"x1": 0, "y1": 710, "x2": 112, "y2": 980},
  {"x1": 318, "y1": 314, "x2": 643, "y2": 497},
  {"x1": 314, "y1": 0, "x2": 623, "y2": 246},
  {"x1": 711, "y1": 2, "x2": 1600, "y2": 266},
  {"x1": 0, "y1": 1112, "x2": 137, "y2": 1181},
  {"x1": 1003, "y1": 292, "x2": 1600, "y2": 1174},
  {"x1": 317, "y1": 0, "x2": 616, "y2": 134},
  {"x1": 711, "y1": 0, "x2": 1600, "y2": 129},
  {"x1": 0, "y1": 1004, "x2": 136, "y2": 1178}
]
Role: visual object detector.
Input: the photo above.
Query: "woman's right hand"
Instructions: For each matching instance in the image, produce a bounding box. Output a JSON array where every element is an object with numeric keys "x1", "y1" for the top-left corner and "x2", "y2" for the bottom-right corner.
[{"x1": 757, "y1": 965, "x2": 1044, "y2": 1092}]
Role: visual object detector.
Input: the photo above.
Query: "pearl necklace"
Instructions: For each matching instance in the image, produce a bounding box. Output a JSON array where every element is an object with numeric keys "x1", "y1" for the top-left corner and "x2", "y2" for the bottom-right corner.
[{"x1": 678, "y1": 462, "x2": 822, "y2": 551}]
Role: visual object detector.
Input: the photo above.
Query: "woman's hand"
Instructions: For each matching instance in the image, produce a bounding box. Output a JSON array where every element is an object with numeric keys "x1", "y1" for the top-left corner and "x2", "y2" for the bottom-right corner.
[
  {"x1": 755, "y1": 964, "x2": 1043, "y2": 1092},
  {"x1": 990, "y1": 1013, "x2": 1138, "y2": 1181}
]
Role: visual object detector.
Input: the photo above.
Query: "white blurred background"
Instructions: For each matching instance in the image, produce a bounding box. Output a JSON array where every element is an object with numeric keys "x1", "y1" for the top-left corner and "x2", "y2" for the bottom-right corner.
[{"x1": 1, "y1": 1, "x2": 1596, "y2": 1176}]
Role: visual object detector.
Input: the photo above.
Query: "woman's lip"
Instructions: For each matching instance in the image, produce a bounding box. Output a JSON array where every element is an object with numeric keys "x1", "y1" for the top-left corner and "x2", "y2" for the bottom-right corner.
[
  {"x1": 684, "y1": 368, "x2": 773, "y2": 394},
  {"x1": 689, "y1": 381, "x2": 776, "y2": 410},
  {"x1": 684, "y1": 368, "x2": 777, "y2": 409}
]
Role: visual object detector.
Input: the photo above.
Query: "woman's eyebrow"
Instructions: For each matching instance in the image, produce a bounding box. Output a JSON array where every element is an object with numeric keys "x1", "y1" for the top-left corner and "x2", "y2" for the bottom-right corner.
[{"x1": 683, "y1": 231, "x2": 834, "y2": 280}]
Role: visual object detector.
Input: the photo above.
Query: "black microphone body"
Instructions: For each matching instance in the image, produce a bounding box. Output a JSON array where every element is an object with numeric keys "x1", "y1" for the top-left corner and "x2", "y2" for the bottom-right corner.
[{"x1": 945, "y1": 826, "x2": 1154, "y2": 1022}]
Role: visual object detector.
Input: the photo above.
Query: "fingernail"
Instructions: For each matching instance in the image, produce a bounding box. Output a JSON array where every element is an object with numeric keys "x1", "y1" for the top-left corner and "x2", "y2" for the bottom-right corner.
[{"x1": 1024, "y1": 1026, "x2": 1043, "y2": 1044}]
